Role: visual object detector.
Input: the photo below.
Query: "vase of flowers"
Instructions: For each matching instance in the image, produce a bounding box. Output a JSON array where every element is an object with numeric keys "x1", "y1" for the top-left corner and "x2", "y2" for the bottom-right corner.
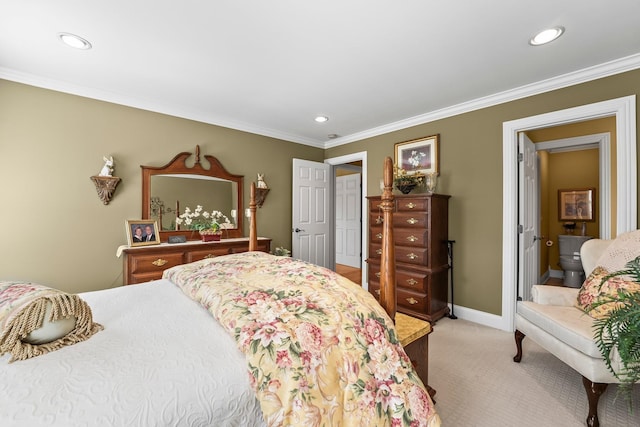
[
  {"x1": 394, "y1": 165, "x2": 424, "y2": 194},
  {"x1": 175, "y1": 205, "x2": 231, "y2": 242}
]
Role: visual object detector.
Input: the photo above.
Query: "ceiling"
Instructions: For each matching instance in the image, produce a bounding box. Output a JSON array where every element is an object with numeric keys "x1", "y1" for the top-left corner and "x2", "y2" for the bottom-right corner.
[{"x1": 2, "y1": 1, "x2": 640, "y2": 148}]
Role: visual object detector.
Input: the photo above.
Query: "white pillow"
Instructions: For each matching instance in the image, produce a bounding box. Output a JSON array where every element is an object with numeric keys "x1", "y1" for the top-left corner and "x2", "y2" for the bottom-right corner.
[{"x1": 23, "y1": 300, "x2": 77, "y2": 345}]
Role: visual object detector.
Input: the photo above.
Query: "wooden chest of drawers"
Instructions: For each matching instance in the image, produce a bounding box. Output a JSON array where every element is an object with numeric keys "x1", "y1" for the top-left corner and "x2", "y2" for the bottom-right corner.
[
  {"x1": 367, "y1": 194, "x2": 450, "y2": 322},
  {"x1": 122, "y1": 237, "x2": 271, "y2": 285}
]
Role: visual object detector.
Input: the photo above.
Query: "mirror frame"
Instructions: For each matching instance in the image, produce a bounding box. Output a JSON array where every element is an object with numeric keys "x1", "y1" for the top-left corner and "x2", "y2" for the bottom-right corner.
[{"x1": 142, "y1": 146, "x2": 243, "y2": 241}]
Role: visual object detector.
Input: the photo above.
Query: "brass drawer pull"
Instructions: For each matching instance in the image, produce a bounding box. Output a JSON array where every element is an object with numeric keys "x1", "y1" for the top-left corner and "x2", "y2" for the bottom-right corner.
[
  {"x1": 204, "y1": 254, "x2": 216, "y2": 259},
  {"x1": 376, "y1": 232, "x2": 383, "y2": 239},
  {"x1": 376, "y1": 249, "x2": 382, "y2": 255},
  {"x1": 406, "y1": 278, "x2": 418, "y2": 286},
  {"x1": 406, "y1": 253, "x2": 418, "y2": 260},
  {"x1": 152, "y1": 258, "x2": 168, "y2": 267},
  {"x1": 375, "y1": 272, "x2": 381, "y2": 278},
  {"x1": 406, "y1": 297, "x2": 418, "y2": 305},
  {"x1": 405, "y1": 202, "x2": 416, "y2": 209},
  {"x1": 406, "y1": 235, "x2": 418, "y2": 242},
  {"x1": 375, "y1": 289, "x2": 381, "y2": 296},
  {"x1": 376, "y1": 216, "x2": 383, "y2": 224},
  {"x1": 406, "y1": 218, "x2": 418, "y2": 225}
]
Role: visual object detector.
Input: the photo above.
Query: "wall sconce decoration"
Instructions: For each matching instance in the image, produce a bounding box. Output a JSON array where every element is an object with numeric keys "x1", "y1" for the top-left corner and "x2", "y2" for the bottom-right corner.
[
  {"x1": 90, "y1": 176, "x2": 121, "y2": 205},
  {"x1": 90, "y1": 155, "x2": 120, "y2": 205},
  {"x1": 255, "y1": 173, "x2": 270, "y2": 207}
]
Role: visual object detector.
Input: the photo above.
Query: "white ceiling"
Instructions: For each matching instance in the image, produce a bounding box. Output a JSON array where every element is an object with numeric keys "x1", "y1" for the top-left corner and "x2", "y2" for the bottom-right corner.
[{"x1": 2, "y1": 1, "x2": 640, "y2": 148}]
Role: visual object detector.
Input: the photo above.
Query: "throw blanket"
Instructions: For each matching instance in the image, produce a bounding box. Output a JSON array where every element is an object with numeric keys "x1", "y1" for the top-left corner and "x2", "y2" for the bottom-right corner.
[{"x1": 164, "y1": 252, "x2": 440, "y2": 427}]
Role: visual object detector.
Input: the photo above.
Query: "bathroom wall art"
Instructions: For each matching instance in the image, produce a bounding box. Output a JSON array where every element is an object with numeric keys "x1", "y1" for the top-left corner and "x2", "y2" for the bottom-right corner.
[{"x1": 558, "y1": 188, "x2": 595, "y2": 221}]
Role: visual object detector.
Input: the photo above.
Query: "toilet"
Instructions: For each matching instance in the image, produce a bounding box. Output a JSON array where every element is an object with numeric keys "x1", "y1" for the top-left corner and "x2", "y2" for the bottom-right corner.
[{"x1": 558, "y1": 235, "x2": 593, "y2": 287}]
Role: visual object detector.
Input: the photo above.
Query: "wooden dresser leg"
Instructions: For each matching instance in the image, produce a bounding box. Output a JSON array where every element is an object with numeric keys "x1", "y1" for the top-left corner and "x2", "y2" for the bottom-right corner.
[
  {"x1": 582, "y1": 377, "x2": 607, "y2": 427},
  {"x1": 513, "y1": 329, "x2": 525, "y2": 363}
]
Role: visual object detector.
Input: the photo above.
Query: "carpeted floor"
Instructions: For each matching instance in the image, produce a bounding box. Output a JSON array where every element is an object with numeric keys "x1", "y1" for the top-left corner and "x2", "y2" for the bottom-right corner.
[{"x1": 428, "y1": 318, "x2": 640, "y2": 426}]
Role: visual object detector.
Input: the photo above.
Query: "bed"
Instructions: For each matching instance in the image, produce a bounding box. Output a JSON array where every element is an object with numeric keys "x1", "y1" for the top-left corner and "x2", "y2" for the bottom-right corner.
[{"x1": 1, "y1": 160, "x2": 440, "y2": 426}]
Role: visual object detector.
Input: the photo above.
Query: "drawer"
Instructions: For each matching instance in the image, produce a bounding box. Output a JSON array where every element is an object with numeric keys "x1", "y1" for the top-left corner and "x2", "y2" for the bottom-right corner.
[
  {"x1": 396, "y1": 198, "x2": 429, "y2": 212},
  {"x1": 369, "y1": 227, "x2": 428, "y2": 248},
  {"x1": 369, "y1": 282, "x2": 428, "y2": 313},
  {"x1": 187, "y1": 247, "x2": 232, "y2": 262},
  {"x1": 368, "y1": 264, "x2": 428, "y2": 292},
  {"x1": 369, "y1": 243, "x2": 427, "y2": 265},
  {"x1": 396, "y1": 246, "x2": 428, "y2": 266},
  {"x1": 395, "y1": 228, "x2": 428, "y2": 247},
  {"x1": 397, "y1": 288, "x2": 428, "y2": 313},
  {"x1": 128, "y1": 271, "x2": 164, "y2": 285},
  {"x1": 129, "y1": 253, "x2": 184, "y2": 274},
  {"x1": 394, "y1": 212, "x2": 427, "y2": 228}
]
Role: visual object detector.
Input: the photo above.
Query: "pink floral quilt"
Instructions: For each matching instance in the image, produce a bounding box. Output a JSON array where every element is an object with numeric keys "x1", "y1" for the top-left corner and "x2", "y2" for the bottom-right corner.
[{"x1": 164, "y1": 252, "x2": 440, "y2": 427}]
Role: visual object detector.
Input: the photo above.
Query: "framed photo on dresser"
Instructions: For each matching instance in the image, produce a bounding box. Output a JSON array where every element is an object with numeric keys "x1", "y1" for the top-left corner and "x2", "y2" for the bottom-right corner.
[{"x1": 126, "y1": 220, "x2": 161, "y2": 247}]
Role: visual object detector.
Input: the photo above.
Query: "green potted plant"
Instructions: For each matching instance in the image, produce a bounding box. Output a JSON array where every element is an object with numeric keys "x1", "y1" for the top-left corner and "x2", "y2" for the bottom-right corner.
[{"x1": 591, "y1": 256, "x2": 640, "y2": 408}]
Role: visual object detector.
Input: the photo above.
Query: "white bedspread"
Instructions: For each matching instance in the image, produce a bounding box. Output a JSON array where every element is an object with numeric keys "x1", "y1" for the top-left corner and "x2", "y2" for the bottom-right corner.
[{"x1": 0, "y1": 280, "x2": 265, "y2": 427}]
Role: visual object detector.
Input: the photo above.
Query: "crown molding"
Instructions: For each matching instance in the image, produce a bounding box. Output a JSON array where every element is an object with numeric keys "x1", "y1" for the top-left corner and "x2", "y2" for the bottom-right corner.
[
  {"x1": 0, "y1": 67, "x2": 325, "y2": 149},
  {"x1": 325, "y1": 52, "x2": 640, "y2": 149},
  {"x1": 3, "y1": 51, "x2": 640, "y2": 151}
]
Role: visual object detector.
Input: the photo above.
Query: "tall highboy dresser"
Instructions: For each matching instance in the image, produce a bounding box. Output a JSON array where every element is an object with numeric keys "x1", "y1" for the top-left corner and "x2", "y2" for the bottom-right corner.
[{"x1": 367, "y1": 193, "x2": 450, "y2": 322}]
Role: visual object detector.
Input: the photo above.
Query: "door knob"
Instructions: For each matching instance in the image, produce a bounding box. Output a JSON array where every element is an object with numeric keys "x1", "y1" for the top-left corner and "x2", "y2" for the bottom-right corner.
[{"x1": 293, "y1": 228, "x2": 306, "y2": 233}]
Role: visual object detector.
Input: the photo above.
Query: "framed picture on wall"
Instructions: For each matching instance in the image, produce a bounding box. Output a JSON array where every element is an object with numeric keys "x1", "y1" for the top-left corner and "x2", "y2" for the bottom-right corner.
[
  {"x1": 558, "y1": 188, "x2": 595, "y2": 221},
  {"x1": 394, "y1": 134, "x2": 440, "y2": 175},
  {"x1": 126, "y1": 219, "x2": 161, "y2": 247}
]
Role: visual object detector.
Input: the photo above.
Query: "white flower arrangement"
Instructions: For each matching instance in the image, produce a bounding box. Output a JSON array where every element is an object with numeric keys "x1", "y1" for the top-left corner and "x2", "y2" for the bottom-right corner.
[{"x1": 175, "y1": 205, "x2": 231, "y2": 233}]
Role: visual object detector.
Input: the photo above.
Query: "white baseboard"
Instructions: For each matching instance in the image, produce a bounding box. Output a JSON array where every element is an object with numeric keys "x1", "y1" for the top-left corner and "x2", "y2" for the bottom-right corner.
[{"x1": 446, "y1": 304, "x2": 506, "y2": 331}]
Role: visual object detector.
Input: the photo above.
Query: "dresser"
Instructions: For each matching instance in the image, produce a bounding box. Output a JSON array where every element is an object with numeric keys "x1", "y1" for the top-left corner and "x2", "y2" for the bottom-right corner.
[
  {"x1": 367, "y1": 194, "x2": 450, "y2": 322},
  {"x1": 122, "y1": 237, "x2": 271, "y2": 285}
]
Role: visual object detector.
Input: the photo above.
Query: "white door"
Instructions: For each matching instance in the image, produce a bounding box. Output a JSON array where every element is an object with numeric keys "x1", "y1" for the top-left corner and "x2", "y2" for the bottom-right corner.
[
  {"x1": 518, "y1": 133, "x2": 539, "y2": 302},
  {"x1": 335, "y1": 173, "x2": 361, "y2": 268},
  {"x1": 292, "y1": 159, "x2": 332, "y2": 268}
]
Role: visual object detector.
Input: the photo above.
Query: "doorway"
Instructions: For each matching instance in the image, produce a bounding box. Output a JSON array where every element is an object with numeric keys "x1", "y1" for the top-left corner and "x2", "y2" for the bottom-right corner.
[
  {"x1": 501, "y1": 95, "x2": 637, "y2": 331},
  {"x1": 325, "y1": 152, "x2": 368, "y2": 288},
  {"x1": 534, "y1": 131, "x2": 611, "y2": 287}
]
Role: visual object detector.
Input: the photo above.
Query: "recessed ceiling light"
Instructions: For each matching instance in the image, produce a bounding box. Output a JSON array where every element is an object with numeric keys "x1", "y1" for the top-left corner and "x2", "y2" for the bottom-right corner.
[
  {"x1": 58, "y1": 32, "x2": 92, "y2": 50},
  {"x1": 529, "y1": 27, "x2": 564, "y2": 46},
  {"x1": 314, "y1": 115, "x2": 329, "y2": 123}
]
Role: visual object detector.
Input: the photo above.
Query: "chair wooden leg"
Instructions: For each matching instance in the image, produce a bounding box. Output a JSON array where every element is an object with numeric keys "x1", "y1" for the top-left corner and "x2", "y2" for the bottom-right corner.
[
  {"x1": 513, "y1": 329, "x2": 525, "y2": 362},
  {"x1": 582, "y1": 376, "x2": 607, "y2": 427}
]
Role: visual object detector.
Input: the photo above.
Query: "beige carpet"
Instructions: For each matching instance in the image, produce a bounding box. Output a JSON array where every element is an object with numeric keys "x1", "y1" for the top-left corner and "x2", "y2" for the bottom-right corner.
[{"x1": 428, "y1": 318, "x2": 640, "y2": 426}]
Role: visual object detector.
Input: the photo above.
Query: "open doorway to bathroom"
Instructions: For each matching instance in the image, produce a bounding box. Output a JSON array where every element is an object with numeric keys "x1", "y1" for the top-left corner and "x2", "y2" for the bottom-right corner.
[{"x1": 525, "y1": 117, "x2": 614, "y2": 288}]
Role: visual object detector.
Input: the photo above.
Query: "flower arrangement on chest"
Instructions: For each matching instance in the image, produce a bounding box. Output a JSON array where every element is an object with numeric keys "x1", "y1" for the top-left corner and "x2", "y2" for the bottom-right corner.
[
  {"x1": 393, "y1": 153, "x2": 425, "y2": 194},
  {"x1": 175, "y1": 205, "x2": 231, "y2": 240}
]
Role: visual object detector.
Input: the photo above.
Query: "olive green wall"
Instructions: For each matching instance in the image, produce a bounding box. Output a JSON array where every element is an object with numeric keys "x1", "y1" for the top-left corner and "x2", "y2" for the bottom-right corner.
[
  {"x1": 326, "y1": 68, "x2": 640, "y2": 316},
  {"x1": 2, "y1": 68, "x2": 640, "y2": 313},
  {"x1": 0, "y1": 80, "x2": 323, "y2": 293}
]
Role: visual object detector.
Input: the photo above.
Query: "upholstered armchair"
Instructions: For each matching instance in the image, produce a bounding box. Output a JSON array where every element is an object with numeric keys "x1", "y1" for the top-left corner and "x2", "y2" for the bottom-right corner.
[{"x1": 513, "y1": 231, "x2": 640, "y2": 427}]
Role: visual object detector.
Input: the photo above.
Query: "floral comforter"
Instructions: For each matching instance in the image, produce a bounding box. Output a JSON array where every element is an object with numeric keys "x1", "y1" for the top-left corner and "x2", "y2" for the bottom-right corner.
[{"x1": 164, "y1": 252, "x2": 440, "y2": 427}]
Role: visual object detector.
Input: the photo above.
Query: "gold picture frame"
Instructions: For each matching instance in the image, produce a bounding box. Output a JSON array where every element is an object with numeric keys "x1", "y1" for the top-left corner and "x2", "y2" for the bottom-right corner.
[
  {"x1": 126, "y1": 219, "x2": 161, "y2": 247},
  {"x1": 558, "y1": 188, "x2": 595, "y2": 221},
  {"x1": 394, "y1": 134, "x2": 440, "y2": 175}
]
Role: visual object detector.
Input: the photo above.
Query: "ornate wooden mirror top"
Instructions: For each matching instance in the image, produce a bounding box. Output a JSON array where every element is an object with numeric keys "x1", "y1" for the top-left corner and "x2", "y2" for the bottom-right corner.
[{"x1": 142, "y1": 146, "x2": 243, "y2": 241}]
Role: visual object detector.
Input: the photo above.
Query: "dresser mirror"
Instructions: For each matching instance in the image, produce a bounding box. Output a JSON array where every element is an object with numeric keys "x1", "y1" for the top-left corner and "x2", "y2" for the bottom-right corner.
[{"x1": 142, "y1": 146, "x2": 243, "y2": 241}]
